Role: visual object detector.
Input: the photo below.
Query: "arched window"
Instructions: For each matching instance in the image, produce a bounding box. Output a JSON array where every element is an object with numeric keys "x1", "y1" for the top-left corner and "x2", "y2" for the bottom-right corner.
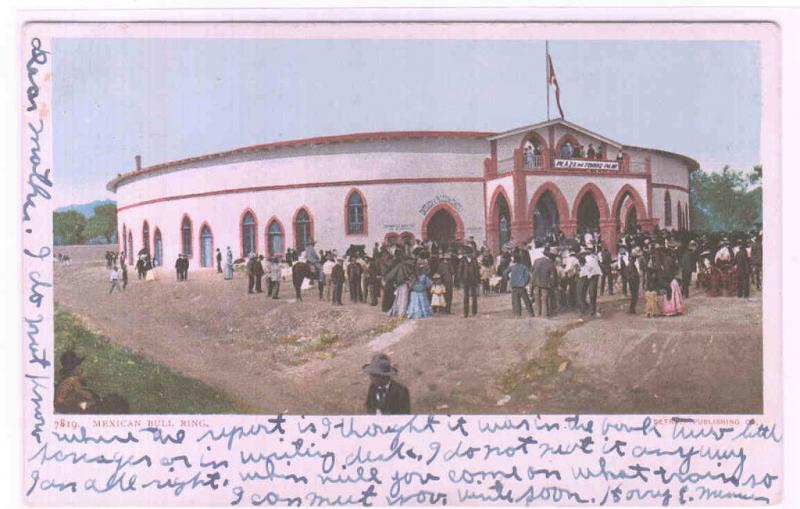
[
  {"x1": 153, "y1": 228, "x2": 163, "y2": 266},
  {"x1": 142, "y1": 221, "x2": 150, "y2": 254},
  {"x1": 200, "y1": 224, "x2": 214, "y2": 267},
  {"x1": 664, "y1": 191, "x2": 672, "y2": 227},
  {"x1": 122, "y1": 224, "x2": 127, "y2": 256},
  {"x1": 346, "y1": 190, "x2": 366, "y2": 234},
  {"x1": 294, "y1": 208, "x2": 312, "y2": 251},
  {"x1": 181, "y1": 215, "x2": 192, "y2": 255},
  {"x1": 677, "y1": 202, "x2": 683, "y2": 231},
  {"x1": 559, "y1": 140, "x2": 574, "y2": 159},
  {"x1": 127, "y1": 231, "x2": 134, "y2": 265},
  {"x1": 241, "y1": 211, "x2": 257, "y2": 256},
  {"x1": 267, "y1": 220, "x2": 284, "y2": 257}
]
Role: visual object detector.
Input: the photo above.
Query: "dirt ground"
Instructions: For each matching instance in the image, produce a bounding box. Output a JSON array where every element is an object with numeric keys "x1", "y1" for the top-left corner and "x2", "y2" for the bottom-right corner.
[{"x1": 54, "y1": 244, "x2": 763, "y2": 415}]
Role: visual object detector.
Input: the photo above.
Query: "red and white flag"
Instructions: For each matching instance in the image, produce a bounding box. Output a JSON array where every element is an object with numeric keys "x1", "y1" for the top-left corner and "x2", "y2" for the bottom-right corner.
[{"x1": 547, "y1": 53, "x2": 565, "y2": 120}]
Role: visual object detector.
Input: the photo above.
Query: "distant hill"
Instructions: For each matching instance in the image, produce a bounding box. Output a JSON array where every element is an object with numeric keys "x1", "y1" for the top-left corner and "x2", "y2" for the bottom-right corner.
[{"x1": 55, "y1": 199, "x2": 116, "y2": 218}]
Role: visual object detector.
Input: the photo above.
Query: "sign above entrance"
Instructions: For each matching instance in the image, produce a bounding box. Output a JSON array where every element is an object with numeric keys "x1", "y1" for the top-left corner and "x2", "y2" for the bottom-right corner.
[
  {"x1": 419, "y1": 195, "x2": 464, "y2": 216},
  {"x1": 554, "y1": 159, "x2": 620, "y2": 170}
]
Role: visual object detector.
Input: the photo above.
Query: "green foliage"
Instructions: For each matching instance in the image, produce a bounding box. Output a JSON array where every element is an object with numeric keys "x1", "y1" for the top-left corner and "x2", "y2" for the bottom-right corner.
[
  {"x1": 690, "y1": 165, "x2": 762, "y2": 231},
  {"x1": 55, "y1": 307, "x2": 251, "y2": 414},
  {"x1": 85, "y1": 203, "x2": 118, "y2": 242},
  {"x1": 53, "y1": 210, "x2": 87, "y2": 245}
]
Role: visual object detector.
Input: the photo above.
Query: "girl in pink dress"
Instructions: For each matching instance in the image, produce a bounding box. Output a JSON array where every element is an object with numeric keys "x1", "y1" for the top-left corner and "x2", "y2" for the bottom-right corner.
[{"x1": 661, "y1": 276, "x2": 687, "y2": 316}]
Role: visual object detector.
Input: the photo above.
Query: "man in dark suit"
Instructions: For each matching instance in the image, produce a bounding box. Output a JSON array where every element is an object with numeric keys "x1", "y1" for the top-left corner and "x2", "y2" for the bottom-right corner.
[
  {"x1": 291, "y1": 255, "x2": 310, "y2": 301},
  {"x1": 363, "y1": 354, "x2": 410, "y2": 415},
  {"x1": 459, "y1": 248, "x2": 481, "y2": 318},
  {"x1": 347, "y1": 256, "x2": 363, "y2": 303},
  {"x1": 331, "y1": 258, "x2": 346, "y2": 305},
  {"x1": 531, "y1": 252, "x2": 557, "y2": 317},
  {"x1": 735, "y1": 242, "x2": 751, "y2": 298},
  {"x1": 627, "y1": 247, "x2": 641, "y2": 314},
  {"x1": 216, "y1": 248, "x2": 223, "y2": 273}
]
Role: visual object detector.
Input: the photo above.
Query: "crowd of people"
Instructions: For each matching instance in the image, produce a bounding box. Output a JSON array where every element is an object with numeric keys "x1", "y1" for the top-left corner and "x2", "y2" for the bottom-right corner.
[
  {"x1": 213, "y1": 225, "x2": 763, "y2": 321},
  {"x1": 104, "y1": 224, "x2": 762, "y2": 322}
]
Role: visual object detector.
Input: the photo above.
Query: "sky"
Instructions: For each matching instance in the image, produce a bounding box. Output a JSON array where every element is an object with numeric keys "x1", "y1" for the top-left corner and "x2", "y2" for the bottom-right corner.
[{"x1": 52, "y1": 38, "x2": 761, "y2": 207}]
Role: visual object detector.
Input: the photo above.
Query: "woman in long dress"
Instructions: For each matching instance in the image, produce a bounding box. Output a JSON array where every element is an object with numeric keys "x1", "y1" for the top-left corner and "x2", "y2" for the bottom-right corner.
[
  {"x1": 387, "y1": 278, "x2": 410, "y2": 318},
  {"x1": 224, "y1": 247, "x2": 234, "y2": 280},
  {"x1": 661, "y1": 276, "x2": 687, "y2": 316},
  {"x1": 406, "y1": 270, "x2": 433, "y2": 319}
]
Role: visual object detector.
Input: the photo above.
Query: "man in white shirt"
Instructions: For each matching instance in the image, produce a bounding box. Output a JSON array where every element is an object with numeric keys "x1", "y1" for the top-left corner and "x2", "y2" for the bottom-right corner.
[
  {"x1": 581, "y1": 247, "x2": 603, "y2": 316},
  {"x1": 108, "y1": 267, "x2": 121, "y2": 294},
  {"x1": 322, "y1": 255, "x2": 336, "y2": 301}
]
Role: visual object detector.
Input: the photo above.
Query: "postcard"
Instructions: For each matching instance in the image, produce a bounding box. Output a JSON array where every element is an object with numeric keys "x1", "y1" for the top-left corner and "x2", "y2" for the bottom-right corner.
[{"x1": 20, "y1": 13, "x2": 782, "y2": 507}]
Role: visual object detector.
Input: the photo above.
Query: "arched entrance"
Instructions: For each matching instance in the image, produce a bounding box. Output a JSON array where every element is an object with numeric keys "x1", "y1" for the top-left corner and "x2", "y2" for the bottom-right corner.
[
  {"x1": 533, "y1": 191, "x2": 560, "y2": 241},
  {"x1": 427, "y1": 209, "x2": 457, "y2": 243},
  {"x1": 611, "y1": 185, "x2": 647, "y2": 236},
  {"x1": 576, "y1": 193, "x2": 600, "y2": 234}
]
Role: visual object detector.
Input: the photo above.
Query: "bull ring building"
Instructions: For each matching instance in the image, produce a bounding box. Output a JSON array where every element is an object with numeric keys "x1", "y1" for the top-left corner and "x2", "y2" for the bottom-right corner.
[{"x1": 108, "y1": 118, "x2": 698, "y2": 269}]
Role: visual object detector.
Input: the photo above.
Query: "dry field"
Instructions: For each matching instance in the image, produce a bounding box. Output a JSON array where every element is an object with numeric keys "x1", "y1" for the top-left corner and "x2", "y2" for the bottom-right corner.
[{"x1": 53, "y1": 244, "x2": 763, "y2": 415}]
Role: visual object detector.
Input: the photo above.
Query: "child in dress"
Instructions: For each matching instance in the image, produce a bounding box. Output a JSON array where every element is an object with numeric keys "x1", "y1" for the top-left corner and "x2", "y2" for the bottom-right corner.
[{"x1": 430, "y1": 274, "x2": 447, "y2": 314}]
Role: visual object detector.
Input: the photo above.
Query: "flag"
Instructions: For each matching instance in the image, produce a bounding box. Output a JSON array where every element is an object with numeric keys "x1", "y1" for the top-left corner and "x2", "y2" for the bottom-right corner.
[{"x1": 547, "y1": 53, "x2": 565, "y2": 119}]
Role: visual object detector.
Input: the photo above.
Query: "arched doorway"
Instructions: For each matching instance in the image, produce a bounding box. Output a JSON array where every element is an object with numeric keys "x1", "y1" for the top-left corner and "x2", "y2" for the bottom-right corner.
[
  {"x1": 153, "y1": 228, "x2": 163, "y2": 266},
  {"x1": 426, "y1": 209, "x2": 457, "y2": 244},
  {"x1": 142, "y1": 221, "x2": 150, "y2": 255},
  {"x1": 611, "y1": 186, "x2": 647, "y2": 237},
  {"x1": 492, "y1": 191, "x2": 512, "y2": 248},
  {"x1": 533, "y1": 191, "x2": 560, "y2": 241},
  {"x1": 127, "y1": 231, "x2": 134, "y2": 265},
  {"x1": 576, "y1": 193, "x2": 600, "y2": 234},
  {"x1": 200, "y1": 224, "x2": 213, "y2": 267}
]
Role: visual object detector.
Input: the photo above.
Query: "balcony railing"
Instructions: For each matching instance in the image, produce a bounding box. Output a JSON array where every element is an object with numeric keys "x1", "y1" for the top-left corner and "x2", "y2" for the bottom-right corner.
[{"x1": 523, "y1": 154, "x2": 544, "y2": 169}]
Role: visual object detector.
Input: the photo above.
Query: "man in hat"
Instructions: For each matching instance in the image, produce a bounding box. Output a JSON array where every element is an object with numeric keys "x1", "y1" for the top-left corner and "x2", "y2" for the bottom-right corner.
[
  {"x1": 216, "y1": 248, "x2": 223, "y2": 273},
  {"x1": 734, "y1": 241, "x2": 751, "y2": 298},
  {"x1": 532, "y1": 250, "x2": 557, "y2": 317},
  {"x1": 679, "y1": 242, "x2": 697, "y2": 298},
  {"x1": 331, "y1": 257, "x2": 346, "y2": 305},
  {"x1": 627, "y1": 247, "x2": 642, "y2": 314},
  {"x1": 347, "y1": 256, "x2": 363, "y2": 303},
  {"x1": 580, "y1": 245, "x2": 603, "y2": 316},
  {"x1": 55, "y1": 351, "x2": 98, "y2": 413},
  {"x1": 458, "y1": 248, "x2": 481, "y2": 318},
  {"x1": 363, "y1": 354, "x2": 410, "y2": 415},
  {"x1": 174, "y1": 254, "x2": 183, "y2": 282},
  {"x1": 292, "y1": 254, "x2": 310, "y2": 301},
  {"x1": 268, "y1": 256, "x2": 282, "y2": 299},
  {"x1": 504, "y1": 254, "x2": 535, "y2": 318},
  {"x1": 246, "y1": 254, "x2": 258, "y2": 294}
]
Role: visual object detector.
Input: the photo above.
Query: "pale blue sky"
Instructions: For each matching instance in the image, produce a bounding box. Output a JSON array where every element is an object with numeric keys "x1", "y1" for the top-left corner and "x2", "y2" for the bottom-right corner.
[{"x1": 52, "y1": 38, "x2": 761, "y2": 206}]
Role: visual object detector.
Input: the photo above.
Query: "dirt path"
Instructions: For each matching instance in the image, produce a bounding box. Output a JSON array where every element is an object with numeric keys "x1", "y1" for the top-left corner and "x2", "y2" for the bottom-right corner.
[{"x1": 54, "y1": 245, "x2": 763, "y2": 414}]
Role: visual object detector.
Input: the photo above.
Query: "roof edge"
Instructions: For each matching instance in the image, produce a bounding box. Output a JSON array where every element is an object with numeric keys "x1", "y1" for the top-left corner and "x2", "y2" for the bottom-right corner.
[{"x1": 107, "y1": 130, "x2": 495, "y2": 192}]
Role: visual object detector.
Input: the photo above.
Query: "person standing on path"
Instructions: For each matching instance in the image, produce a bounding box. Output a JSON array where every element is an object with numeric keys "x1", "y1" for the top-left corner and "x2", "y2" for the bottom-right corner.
[
  {"x1": 224, "y1": 247, "x2": 234, "y2": 280},
  {"x1": 268, "y1": 257, "x2": 282, "y2": 299},
  {"x1": 459, "y1": 248, "x2": 480, "y2": 318},
  {"x1": 216, "y1": 248, "x2": 223, "y2": 273},
  {"x1": 735, "y1": 242, "x2": 751, "y2": 298},
  {"x1": 109, "y1": 266, "x2": 122, "y2": 294},
  {"x1": 503, "y1": 254, "x2": 534, "y2": 318},
  {"x1": 174, "y1": 255, "x2": 182, "y2": 281},
  {"x1": 627, "y1": 247, "x2": 641, "y2": 314},
  {"x1": 331, "y1": 257, "x2": 346, "y2": 305},
  {"x1": 532, "y1": 251, "x2": 557, "y2": 317},
  {"x1": 121, "y1": 263, "x2": 128, "y2": 291}
]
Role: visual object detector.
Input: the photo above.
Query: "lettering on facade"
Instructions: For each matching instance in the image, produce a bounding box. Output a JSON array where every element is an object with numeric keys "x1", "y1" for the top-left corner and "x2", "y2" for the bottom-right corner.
[
  {"x1": 418, "y1": 195, "x2": 464, "y2": 216},
  {"x1": 554, "y1": 159, "x2": 620, "y2": 170},
  {"x1": 383, "y1": 223, "x2": 416, "y2": 232}
]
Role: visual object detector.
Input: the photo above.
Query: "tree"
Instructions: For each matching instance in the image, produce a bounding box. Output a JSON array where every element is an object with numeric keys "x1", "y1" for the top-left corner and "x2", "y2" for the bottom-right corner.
[
  {"x1": 690, "y1": 165, "x2": 762, "y2": 231},
  {"x1": 53, "y1": 210, "x2": 87, "y2": 245},
  {"x1": 85, "y1": 203, "x2": 118, "y2": 243}
]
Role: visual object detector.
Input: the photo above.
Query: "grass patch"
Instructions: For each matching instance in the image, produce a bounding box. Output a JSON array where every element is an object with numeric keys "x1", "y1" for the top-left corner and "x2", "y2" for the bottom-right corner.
[
  {"x1": 55, "y1": 307, "x2": 252, "y2": 414},
  {"x1": 500, "y1": 322, "x2": 584, "y2": 396},
  {"x1": 370, "y1": 317, "x2": 406, "y2": 336}
]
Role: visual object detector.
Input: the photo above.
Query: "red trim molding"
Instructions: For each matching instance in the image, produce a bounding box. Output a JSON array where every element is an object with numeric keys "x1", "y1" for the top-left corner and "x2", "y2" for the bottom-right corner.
[
  {"x1": 650, "y1": 182, "x2": 690, "y2": 194},
  {"x1": 528, "y1": 182, "x2": 571, "y2": 226},
  {"x1": 420, "y1": 203, "x2": 465, "y2": 242},
  {"x1": 611, "y1": 184, "x2": 648, "y2": 223},
  {"x1": 344, "y1": 188, "x2": 369, "y2": 237},
  {"x1": 571, "y1": 182, "x2": 611, "y2": 220},
  {"x1": 117, "y1": 176, "x2": 485, "y2": 213}
]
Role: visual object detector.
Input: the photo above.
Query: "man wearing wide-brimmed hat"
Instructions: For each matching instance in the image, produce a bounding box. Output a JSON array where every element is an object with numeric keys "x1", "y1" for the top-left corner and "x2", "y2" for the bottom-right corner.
[
  {"x1": 458, "y1": 247, "x2": 481, "y2": 318},
  {"x1": 363, "y1": 354, "x2": 410, "y2": 415},
  {"x1": 55, "y1": 351, "x2": 97, "y2": 413}
]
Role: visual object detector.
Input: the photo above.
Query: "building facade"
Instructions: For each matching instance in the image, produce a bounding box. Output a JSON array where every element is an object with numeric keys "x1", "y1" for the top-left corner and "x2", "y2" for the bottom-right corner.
[{"x1": 108, "y1": 119, "x2": 697, "y2": 268}]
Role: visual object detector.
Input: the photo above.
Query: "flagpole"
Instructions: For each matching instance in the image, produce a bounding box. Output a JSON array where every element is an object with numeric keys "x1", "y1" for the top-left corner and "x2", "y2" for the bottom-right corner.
[{"x1": 545, "y1": 40, "x2": 550, "y2": 121}]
